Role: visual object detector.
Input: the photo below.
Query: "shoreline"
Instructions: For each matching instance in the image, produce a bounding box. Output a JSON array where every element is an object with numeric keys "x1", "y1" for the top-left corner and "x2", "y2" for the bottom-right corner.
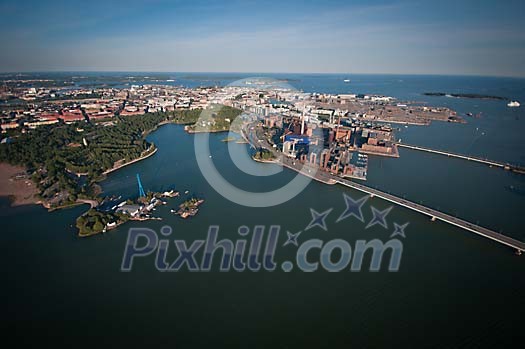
[{"x1": 103, "y1": 146, "x2": 158, "y2": 175}]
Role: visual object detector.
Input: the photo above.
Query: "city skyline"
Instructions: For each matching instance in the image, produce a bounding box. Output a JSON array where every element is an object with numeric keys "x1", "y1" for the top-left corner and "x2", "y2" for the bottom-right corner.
[{"x1": 1, "y1": 0, "x2": 524, "y2": 77}]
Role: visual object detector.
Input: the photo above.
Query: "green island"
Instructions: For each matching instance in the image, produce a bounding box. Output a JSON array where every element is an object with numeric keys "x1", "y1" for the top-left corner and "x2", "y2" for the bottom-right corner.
[
  {"x1": 0, "y1": 105, "x2": 241, "y2": 236},
  {"x1": 173, "y1": 197, "x2": 205, "y2": 219},
  {"x1": 76, "y1": 208, "x2": 130, "y2": 237}
]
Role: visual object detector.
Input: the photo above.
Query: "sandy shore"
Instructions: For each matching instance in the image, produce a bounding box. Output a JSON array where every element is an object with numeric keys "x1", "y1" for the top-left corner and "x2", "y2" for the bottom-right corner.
[{"x1": 0, "y1": 163, "x2": 39, "y2": 206}]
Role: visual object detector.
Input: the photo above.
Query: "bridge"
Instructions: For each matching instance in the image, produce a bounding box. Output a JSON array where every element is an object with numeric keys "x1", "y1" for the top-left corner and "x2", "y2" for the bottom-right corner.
[
  {"x1": 242, "y1": 124, "x2": 524, "y2": 254},
  {"x1": 396, "y1": 143, "x2": 525, "y2": 174},
  {"x1": 334, "y1": 177, "x2": 525, "y2": 254}
]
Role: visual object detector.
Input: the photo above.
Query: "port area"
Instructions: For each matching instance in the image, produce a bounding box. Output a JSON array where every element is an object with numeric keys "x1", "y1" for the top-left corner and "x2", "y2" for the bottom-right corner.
[
  {"x1": 114, "y1": 189, "x2": 180, "y2": 220},
  {"x1": 245, "y1": 118, "x2": 402, "y2": 181},
  {"x1": 312, "y1": 96, "x2": 463, "y2": 125},
  {"x1": 244, "y1": 107, "x2": 410, "y2": 182}
]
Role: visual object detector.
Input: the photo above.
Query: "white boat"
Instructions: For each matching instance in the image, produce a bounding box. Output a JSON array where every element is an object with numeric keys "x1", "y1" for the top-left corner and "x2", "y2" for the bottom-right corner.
[
  {"x1": 507, "y1": 101, "x2": 520, "y2": 107},
  {"x1": 343, "y1": 79, "x2": 350, "y2": 83}
]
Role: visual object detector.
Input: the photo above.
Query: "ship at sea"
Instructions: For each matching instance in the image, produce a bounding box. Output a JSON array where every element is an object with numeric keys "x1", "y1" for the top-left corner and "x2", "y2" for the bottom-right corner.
[{"x1": 507, "y1": 100, "x2": 520, "y2": 107}]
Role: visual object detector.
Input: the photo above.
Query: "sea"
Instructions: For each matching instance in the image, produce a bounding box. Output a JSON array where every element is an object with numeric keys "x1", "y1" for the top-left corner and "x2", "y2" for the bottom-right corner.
[{"x1": 1, "y1": 73, "x2": 524, "y2": 347}]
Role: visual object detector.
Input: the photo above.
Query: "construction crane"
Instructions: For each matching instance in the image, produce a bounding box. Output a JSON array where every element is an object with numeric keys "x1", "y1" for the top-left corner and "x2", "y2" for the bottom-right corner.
[{"x1": 136, "y1": 173, "x2": 146, "y2": 198}]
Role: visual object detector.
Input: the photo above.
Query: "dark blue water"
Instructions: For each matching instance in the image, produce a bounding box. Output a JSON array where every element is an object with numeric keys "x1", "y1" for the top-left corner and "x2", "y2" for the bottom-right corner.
[{"x1": 1, "y1": 74, "x2": 524, "y2": 347}]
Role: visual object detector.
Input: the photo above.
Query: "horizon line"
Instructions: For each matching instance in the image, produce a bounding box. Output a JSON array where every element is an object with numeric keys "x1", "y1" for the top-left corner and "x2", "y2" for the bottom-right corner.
[{"x1": 1, "y1": 70, "x2": 524, "y2": 79}]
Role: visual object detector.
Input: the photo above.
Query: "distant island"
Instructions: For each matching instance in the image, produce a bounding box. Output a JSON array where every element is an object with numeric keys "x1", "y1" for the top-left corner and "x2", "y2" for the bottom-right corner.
[{"x1": 423, "y1": 92, "x2": 508, "y2": 100}]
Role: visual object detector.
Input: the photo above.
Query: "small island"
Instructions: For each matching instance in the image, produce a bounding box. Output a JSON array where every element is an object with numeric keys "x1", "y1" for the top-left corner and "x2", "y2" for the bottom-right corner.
[{"x1": 172, "y1": 197, "x2": 205, "y2": 219}]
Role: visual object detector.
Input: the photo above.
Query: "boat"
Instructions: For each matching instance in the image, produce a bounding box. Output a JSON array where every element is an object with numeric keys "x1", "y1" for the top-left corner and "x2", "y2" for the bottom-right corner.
[
  {"x1": 184, "y1": 190, "x2": 189, "y2": 194},
  {"x1": 343, "y1": 79, "x2": 350, "y2": 83},
  {"x1": 162, "y1": 190, "x2": 179, "y2": 198},
  {"x1": 507, "y1": 101, "x2": 520, "y2": 107}
]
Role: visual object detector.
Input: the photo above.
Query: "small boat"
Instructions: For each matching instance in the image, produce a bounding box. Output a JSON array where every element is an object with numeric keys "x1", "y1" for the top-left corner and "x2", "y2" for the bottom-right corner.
[
  {"x1": 343, "y1": 79, "x2": 350, "y2": 83},
  {"x1": 184, "y1": 190, "x2": 189, "y2": 194},
  {"x1": 507, "y1": 101, "x2": 520, "y2": 107}
]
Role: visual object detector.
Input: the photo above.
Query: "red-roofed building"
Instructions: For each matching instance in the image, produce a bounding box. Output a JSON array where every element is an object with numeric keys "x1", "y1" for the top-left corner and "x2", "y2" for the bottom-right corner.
[
  {"x1": 26, "y1": 114, "x2": 60, "y2": 128},
  {"x1": 60, "y1": 112, "x2": 85, "y2": 124},
  {"x1": 1, "y1": 122, "x2": 19, "y2": 131}
]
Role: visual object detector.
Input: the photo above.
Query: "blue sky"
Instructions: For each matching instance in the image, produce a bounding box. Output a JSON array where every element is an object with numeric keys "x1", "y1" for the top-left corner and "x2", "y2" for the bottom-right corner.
[{"x1": 0, "y1": 0, "x2": 524, "y2": 76}]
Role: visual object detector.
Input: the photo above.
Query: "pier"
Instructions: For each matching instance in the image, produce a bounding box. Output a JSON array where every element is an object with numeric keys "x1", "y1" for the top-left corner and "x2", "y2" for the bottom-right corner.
[{"x1": 396, "y1": 143, "x2": 525, "y2": 174}]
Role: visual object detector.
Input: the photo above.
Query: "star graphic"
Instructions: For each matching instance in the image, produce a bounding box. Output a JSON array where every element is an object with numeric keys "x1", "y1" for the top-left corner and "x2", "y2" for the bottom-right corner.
[
  {"x1": 390, "y1": 222, "x2": 409, "y2": 238},
  {"x1": 305, "y1": 208, "x2": 333, "y2": 231},
  {"x1": 283, "y1": 231, "x2": 302, "y2": 247},
  {"x1": 365, "y1": 206, "x2": 393, "y2": 229},
  {"x1": 336, "y1": 193, "x2": 368, "y2": 223}
]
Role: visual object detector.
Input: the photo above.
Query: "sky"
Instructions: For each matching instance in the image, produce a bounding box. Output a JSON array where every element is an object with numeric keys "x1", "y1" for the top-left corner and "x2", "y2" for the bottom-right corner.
[{"x1": 0, "y1": 0, "x2": 524, "y2": 77}]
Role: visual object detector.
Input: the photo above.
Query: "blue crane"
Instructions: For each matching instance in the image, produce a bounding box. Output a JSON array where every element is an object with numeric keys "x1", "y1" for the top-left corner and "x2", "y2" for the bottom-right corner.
[{"x1": 136, "y1": 173, "x2": 146, "y2": 197}]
